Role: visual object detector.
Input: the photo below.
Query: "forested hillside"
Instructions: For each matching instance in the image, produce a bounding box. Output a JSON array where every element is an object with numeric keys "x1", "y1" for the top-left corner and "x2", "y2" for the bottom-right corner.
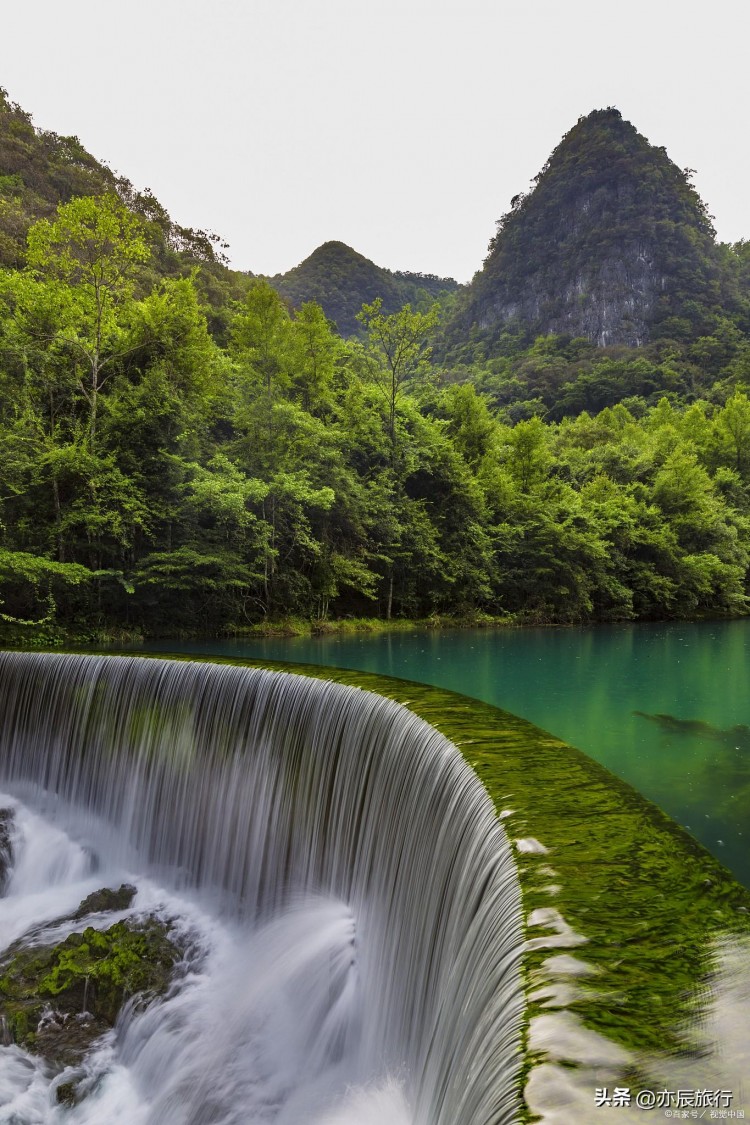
[
  {"x1": 268, "y1": 241, "x2": 459, "y2": 337},
  {"x1": 0, "y1": 88, "x2": 255, "y2": 335},
  {"x1": 2, "y1": 91, "x2": 750, "y2": 642}
]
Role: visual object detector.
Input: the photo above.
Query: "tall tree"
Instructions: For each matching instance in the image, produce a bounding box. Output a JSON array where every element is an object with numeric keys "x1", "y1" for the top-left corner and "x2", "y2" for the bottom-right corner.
[
  {"x1": 230, "y1": 280, "x2": 291, "y2": 394},
  {"x1": 356, "y1": 297, "x2": 439, "y2": 448},
  {"x1": 24, "y1": 194, "x2": 149, "y2": 449},
  {"x1": 355, "y1": 299, "x2": 440, "y2": 618}
]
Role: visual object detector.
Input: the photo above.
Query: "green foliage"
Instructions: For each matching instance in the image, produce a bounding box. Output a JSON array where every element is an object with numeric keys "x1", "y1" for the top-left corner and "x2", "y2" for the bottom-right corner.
[
  {"x1": 2, "y1": 94, "x2": 750, "y2": 636},
  {"x1": 0, "y1": 549, "x2": 91, "y2": 629},
  {"x1": 4, "y1": 201, "x2": 750, "y2": 634},
  {"x1": 357, "y1": 296, "x2": 440, "y2": 445},
  {"x1": 0, "y1": 86, "x2": 256, "y2": 339},
  {"x1": 0, "y1": 88, "x2": 119, "y2": 268},
  {"x1": 26, "y1": 193, "x2": 149, "y2": 289}
]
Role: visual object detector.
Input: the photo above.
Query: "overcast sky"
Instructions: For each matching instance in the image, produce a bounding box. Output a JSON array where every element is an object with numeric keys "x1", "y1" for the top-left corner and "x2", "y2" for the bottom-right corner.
[{"x1": 2, "y1": 0, "x2": 747, "y2": 283}]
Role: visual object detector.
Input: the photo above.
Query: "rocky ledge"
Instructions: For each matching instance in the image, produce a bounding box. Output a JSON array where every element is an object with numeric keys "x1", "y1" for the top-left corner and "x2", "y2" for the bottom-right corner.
[{"x1": 0, "y1": 880, "x2": 183, "y2": 1079}]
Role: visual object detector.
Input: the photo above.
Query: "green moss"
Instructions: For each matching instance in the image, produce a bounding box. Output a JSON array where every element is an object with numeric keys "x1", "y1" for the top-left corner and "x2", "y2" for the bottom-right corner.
[
  {"x1": 12, "y1": 1008, "x2": 29, "y2": 1041},
  {"x1": 56, "y1": 1080, "x2": 81, "y2": 1106},
  {"x1": 73, "y1": 884, "x2": 136, "y2": 919},
  {"x1": 0, "y1": 909, "x2": 180, "y2": 1065},
  {"x1": 35, "y1": 922, "x2": 170, "y2": 1013}
]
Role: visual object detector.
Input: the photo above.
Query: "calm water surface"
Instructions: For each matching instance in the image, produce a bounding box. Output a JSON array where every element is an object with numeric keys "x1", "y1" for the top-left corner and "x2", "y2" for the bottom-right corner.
[{"x1": 138, "y1": 620, "x2": 750, "y2": 886}]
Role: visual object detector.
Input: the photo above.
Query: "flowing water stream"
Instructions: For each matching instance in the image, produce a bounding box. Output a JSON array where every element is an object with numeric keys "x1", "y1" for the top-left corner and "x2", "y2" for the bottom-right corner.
[{"x1": 0, "y1": 652, "x2": 523, "y2": 1124}]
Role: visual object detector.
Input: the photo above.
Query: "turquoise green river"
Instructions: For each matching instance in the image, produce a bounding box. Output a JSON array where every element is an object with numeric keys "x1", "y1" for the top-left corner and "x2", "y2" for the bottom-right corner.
[{"x1": 136, "y1": 619, "x2": 750, "y2": 887}]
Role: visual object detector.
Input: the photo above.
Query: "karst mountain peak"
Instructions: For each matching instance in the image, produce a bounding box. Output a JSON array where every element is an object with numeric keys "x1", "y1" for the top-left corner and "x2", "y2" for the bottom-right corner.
[{"x1": 456, "y1": 106, "x2": 724, "y2": 349}]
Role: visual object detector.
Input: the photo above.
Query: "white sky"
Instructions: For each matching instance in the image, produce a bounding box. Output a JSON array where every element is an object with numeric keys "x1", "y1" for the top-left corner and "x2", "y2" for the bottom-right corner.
[{"x1": 1, "y1": 0, "x2": 747, "y2": 283}]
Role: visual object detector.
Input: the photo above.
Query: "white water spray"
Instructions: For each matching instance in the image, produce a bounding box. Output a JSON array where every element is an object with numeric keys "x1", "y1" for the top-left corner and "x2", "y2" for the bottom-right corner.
[{"x1": 0, "y1": 653, "x2": 523, "y2": 1123}]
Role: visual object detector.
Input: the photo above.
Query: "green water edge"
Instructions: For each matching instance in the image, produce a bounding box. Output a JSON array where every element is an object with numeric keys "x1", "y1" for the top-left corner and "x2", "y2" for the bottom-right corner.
[{"x1": 13, "y1": 650, "x2": 750, "y2": 1121}]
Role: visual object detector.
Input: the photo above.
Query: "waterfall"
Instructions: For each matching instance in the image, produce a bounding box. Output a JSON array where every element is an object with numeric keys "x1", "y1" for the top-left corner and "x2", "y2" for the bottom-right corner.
[{"x1": 0, "y1": 652, "x2": 523, "y2": 1124}]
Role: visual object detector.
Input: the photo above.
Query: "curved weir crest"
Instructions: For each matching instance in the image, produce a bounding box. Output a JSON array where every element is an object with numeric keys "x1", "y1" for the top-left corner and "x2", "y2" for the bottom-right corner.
[{"x1": 0, "y1": 653, "x2": 524, "y2": 1124}]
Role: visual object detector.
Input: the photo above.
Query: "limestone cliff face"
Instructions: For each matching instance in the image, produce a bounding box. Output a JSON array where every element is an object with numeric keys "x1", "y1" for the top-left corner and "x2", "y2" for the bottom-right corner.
[
  {"x1": 476, "y1": 231, "x2": 664, "y2": 347},
  {"x1": 462, "y1": 109, "x2": 720, "y2": 348}
]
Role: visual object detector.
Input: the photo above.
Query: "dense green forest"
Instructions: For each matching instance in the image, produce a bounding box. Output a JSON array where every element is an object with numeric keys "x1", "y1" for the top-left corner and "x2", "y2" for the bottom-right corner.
[{"x1": 2, "y1": 90, "x2": 750, "y2": 641}]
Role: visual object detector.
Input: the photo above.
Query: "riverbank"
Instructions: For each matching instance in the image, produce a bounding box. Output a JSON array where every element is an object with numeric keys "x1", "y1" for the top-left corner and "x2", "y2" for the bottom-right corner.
[
  {"x1": 0, "y1": 610, "x2": 515, "y2": 649},
  {"x1": 5, "y1": 601, "x2": 747, "y2": 652}
]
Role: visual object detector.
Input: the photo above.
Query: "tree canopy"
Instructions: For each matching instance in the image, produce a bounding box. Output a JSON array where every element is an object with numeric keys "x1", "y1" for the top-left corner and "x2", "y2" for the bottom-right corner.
[{"x1": 3, "y1": 96, "x2": 750, "y2": 642}]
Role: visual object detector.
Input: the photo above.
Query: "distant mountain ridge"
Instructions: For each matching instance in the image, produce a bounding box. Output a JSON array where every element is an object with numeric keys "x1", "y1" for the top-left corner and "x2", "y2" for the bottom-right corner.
[
  {"x1": 452, "y1": 108, "x2": 743, "y2": 351},
  {"x1": 267, "y1": 241, "x2": 460, "y2": 337}
]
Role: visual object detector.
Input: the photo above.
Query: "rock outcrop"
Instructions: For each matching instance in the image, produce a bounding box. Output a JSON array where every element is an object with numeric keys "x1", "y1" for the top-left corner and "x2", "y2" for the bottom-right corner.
[
  {"x1": 0, "y1": 885, "x2": 182, "y2": 1072},
  {"x1": 458, "y1": 108, "x2": 724, "y2": 348},
  {"x1": 0, "y1": 807, "x2": 12, "y2": 893}
]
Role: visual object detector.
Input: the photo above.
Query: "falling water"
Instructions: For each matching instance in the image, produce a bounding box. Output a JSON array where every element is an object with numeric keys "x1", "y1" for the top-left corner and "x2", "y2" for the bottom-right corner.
[{"x1": 0, "y1": 653, "x2": 523, "y2": 1124}]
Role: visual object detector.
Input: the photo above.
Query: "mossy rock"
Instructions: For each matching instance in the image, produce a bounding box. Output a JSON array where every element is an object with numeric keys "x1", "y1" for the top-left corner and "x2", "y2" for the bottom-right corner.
[
  {"x1": 3, "y1": 883, "x2": 139, "y2": 957},
  {"x1": 0, "y1": 806, "x2": 13, "y2": 893},
  {"x1": 0, "y1": 912, "x2": 181, "y2": 1068},
  {"x1": 56, "y1": 1077, "x2": 84, "y2": 1107},
  {"x1": 72, "y1": 883, "x2": 136, "y2": 919}
]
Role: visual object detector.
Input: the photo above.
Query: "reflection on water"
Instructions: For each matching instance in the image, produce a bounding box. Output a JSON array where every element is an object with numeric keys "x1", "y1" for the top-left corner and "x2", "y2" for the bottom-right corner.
[{"x1": 134, "y1": 619, "x2": 750, "y2": 886}]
